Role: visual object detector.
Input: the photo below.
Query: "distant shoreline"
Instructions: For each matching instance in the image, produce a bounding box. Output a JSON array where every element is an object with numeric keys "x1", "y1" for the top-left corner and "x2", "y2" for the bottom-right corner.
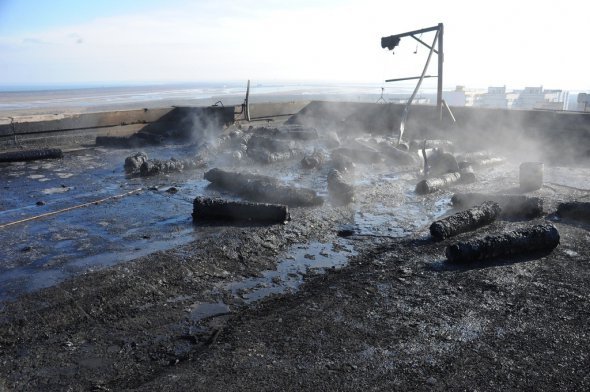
[{"x1": 0, "y1": 82, "x2": 425, "y2": 117}]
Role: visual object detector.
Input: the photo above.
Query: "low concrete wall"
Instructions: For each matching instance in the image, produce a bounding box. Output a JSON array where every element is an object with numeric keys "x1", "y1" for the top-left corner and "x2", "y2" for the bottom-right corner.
[
  {"x1": 2, "y1": 101, "x2": 589, "y2": 164},
  {"x1": 289, "y1": 101, "x2": 590, "y2": 163},
  {"x1": 0, "y1": 106, "x2": 235, "y2": 150},
  {"x1": 0, "y1": 102, "x2": 306, "y2": 150}
]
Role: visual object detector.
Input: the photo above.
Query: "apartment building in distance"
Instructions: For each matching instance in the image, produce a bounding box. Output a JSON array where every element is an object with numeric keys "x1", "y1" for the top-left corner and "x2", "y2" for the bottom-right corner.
[
  {"x1": 444, "y1": 85, "x2": 569, "y2": 110},
  {"x1": 577, "y1": 93, "x2": 590, "y2": 112}
]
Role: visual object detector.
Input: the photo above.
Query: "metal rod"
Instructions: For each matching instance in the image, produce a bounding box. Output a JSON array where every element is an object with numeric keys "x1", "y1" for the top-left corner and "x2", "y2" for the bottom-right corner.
[
  {"x1": 245, "y1": 79, "x2": 251, "y2": 122},
  {"x1": 442, "y1": 99, "x2": 456, "y2": 123},
  {"x1": 411, "y1": 35, "x2": 438, "y2": 54},
  {"x1": 381, "y1": 24, "x2": 440, "y2": 42},
  {"x1": 398, "y1": 29, "x2": 440, "y2": 145},
  {"x1": 437, "y1": 23, "x2": 444, "y2": 120},
  {"x1": 385, "y1": 75, "x2": 436, "y2": 83}
]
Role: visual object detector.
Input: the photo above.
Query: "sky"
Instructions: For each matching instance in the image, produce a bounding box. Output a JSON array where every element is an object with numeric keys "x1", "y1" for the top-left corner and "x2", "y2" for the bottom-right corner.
[{"x1": 0, "y1": 0, "x2": 589, "y2": 90}]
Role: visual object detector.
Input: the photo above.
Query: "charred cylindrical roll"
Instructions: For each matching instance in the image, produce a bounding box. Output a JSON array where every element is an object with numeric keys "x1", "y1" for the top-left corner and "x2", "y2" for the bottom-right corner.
[
  {"x1": 451, "y1": 193, "x2": 543, "y2": 218},
  {"x1": 557, "y1": 201, "x2": 590, "y2": 223},
  {"x1": 430, "y1": 201, "x2": 501, "y2": 241},
  {"x1": 445, "y1": 223, "x2": 560, "y2": 263},
  {"x1": 415, "y1": 172, "x2": 461, "y2": 195},
  {"x1": 204, "y1": 168, "x2": 323, "y2": 207},
  {"x1": 192, "y1": 197, "x2": 289, "y2": 223},
  {"x1": 0, "y1": 148, "x2": 63, "y2": 163}
]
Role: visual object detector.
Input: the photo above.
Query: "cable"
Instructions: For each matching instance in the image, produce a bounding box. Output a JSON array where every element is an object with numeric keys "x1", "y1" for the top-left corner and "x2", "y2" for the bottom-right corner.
[{"x1": 0, "y1": 188, "x2": 143, "y2": 229}]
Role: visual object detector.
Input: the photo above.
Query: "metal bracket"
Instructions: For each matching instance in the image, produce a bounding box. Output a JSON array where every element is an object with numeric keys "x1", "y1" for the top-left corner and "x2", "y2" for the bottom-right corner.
[{"x1": 381, "y1": 23, "x2": 445, "y2": 144}]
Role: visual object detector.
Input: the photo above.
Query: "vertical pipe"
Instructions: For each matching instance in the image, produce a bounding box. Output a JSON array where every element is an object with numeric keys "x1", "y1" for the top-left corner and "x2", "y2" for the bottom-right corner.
[
  {"x1": 437, "y1": 23, "x2": 444, "y2": 120},
  {"x1": 245, "y1": 79, "x2": 251, "y2": 122}
]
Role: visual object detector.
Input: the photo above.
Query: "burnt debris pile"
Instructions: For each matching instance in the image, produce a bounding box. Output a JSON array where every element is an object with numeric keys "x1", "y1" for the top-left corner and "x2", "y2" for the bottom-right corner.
[
  {"x1": 327, "y1": 169, "x2": 354, "y2": 205},
  {"x1": 108, "y1": 118, "x2": 568, "y2": 266},
  {"x1": 410, "y1": 140, "x2": 507, "y2": 195},
  {"x1": 408, "y1": 139, "x2": 564, "y2": 263}
]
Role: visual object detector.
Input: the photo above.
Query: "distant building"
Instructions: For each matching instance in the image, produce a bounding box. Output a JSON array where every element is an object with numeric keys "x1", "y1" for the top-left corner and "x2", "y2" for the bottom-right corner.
[
  {"x1": 456, "y1": 85, "x2": 571, "y2": 110},
  {"x1": 474, "y1": 86, "x2": 518, "y2": 109},
  {"x1": 577, "y1": 93, "x2": 590, "y2": 112},
  {"x1": 443, "y1": 86, "x2": 482, "y2": 107},
  {"x1": 512, "y1": 86, "x2": 569, "y2": 110}
]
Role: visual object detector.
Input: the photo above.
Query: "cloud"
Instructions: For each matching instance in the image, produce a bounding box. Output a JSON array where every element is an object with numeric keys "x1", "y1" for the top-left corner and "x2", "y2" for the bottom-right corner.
[
  {"x1": 0, "y1": 0, "x2": 589, "y2": 89},
  {"x1": 22, "y1": 37, "x2": 51, "y2": 45},
  {"x1": 67, "y1": 33, "x2": 84, "y2": 44}
]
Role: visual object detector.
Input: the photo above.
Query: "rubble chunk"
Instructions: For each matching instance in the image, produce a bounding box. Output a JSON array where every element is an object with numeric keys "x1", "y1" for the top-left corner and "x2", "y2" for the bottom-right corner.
[
  {"x1": 327, "y1": 169, "x2": 354, "y2": 205},
  {"x1": 427, "y1": 151, "x2": 459, "y2": 176},
  {"x1": 124, "y1": 152, "x2": 148, "y2": 173},
  {"x1": 247, "y1": 148, "x2": 303, "y2": 164},
  {"x1": 247, "y1": 135, "x2": 294, "y2": 152},
  {"x1": 139, "y1": 157, "x2": 206, "y2": 177},
  {"x1": 301, "y1": 151, "x2": 326, "y2": 170},
  {"x1": 458, "y1": 165, "x2": 476, "y2": 184},
  {"x1": 330, "y1": 151, "x2": 355, "y2": 172},
  {"x1": 376, "y1": 142, "x2": 420, "y2": 166}
]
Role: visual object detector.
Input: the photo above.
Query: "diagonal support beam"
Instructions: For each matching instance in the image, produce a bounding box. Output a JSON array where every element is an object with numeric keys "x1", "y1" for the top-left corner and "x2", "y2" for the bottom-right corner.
[{"x1": 410, "y1": 35, "x2": 438, "y2": 54}]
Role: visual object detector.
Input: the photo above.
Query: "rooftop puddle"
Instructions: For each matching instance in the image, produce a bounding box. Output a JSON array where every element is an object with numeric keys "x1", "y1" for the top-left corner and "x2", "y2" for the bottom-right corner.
[
  {"x1": 225, "y1": 240, "x2": 356, "y2": 304},
  {"x1": 352, "y1": 195, "x2": 452, "y2": 237},
  {"x1": 188, "y1": 302, "x2": 231, "y2": 322}
]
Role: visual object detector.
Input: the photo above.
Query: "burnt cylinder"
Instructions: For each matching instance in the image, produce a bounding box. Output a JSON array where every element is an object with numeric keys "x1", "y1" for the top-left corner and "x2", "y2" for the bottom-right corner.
[
  {"x1": 192, "y1": 197, "x2": 289, "y2": 223},
  {"x1": 430, "y1": 201, "x2": 500, "y2": 241},
  {"x1": 0, "y1": 148, "x2": 63, "y2": 163},
  {"x1": 445, "y1": 223, "x2": 560, "y2": 263},
  {"x1": 204, "y1": 168, "x2": 323, "y2": 207},
  {"x1": 415, "y1": 172, "x2": 461, "y2": 195},
  {"x1": 557, "y1": 201, "x2": 590, "y2": 223},
  {"x1": 451, "y1": 193, "x2": 543, "y2": 218}
]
